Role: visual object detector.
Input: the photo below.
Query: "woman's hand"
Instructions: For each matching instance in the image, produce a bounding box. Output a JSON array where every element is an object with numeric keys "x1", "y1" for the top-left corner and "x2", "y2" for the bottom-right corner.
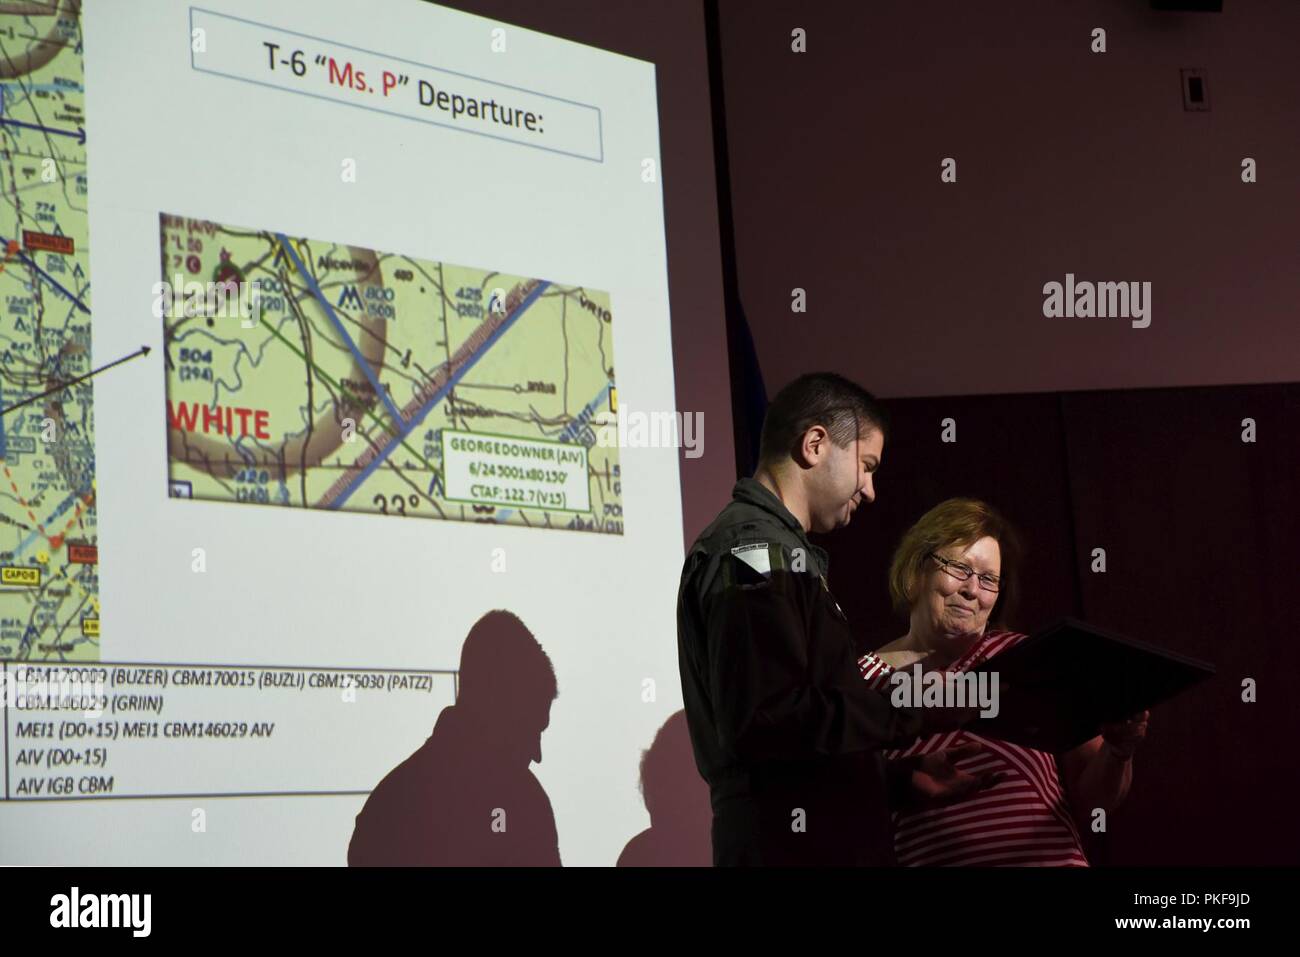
[{"x1": 903, "y1": 741, "x2": 1001, "y2": 808}]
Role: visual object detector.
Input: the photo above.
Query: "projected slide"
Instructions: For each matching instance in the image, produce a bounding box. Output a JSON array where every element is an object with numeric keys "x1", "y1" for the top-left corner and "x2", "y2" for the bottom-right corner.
[
  {"x1": 1, "y1": 0, "x2": 683, "y2": 868},
  {"x1": 0, "y1": 5, "x2": 98, "y2": 662},
  {"x1": 158, "y1": 215, "x2": 623, "y2": 533}
]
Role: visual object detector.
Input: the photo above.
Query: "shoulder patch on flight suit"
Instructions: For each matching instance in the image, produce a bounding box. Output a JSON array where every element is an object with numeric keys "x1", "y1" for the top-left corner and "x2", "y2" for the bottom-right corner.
[
  {"x1": 719, "y1": 542, "x2": 789, "y2": 588},
  {"x1": 730, "y1": 542, "x2": 772, "y2": 576}
]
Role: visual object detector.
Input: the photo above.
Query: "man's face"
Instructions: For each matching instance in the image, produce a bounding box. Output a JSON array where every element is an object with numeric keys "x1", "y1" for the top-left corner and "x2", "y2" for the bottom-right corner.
[{"x1": 806, "y1": 426, "x2": 883, "y2": 534}]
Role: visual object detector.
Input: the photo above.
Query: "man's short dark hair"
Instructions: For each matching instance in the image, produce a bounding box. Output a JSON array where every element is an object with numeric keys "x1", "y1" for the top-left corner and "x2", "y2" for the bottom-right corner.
[{"x1": 757, "y1": 372, "x2": 889, "y2": 466}]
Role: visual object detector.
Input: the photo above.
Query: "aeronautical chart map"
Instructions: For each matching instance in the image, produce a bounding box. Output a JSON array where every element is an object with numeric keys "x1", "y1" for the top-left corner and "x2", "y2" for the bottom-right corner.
[
  {"x1": 0, "y1": 3, "x2": 98, "y2": 662},
  {"x1": 160, "y1": 214, "x2": 624, "y2": 534}
]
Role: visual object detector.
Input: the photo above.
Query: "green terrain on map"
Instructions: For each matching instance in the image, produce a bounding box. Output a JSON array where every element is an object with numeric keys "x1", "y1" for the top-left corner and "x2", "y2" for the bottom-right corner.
[{"x1": 160, "y1": 214, "x2": 623, "y2": 535}]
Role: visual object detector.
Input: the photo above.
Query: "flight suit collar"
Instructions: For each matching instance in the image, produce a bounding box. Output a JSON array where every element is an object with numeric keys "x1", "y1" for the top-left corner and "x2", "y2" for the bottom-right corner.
[{"x1": 731, "y1": 476, "x2": 830, "y2": 577}]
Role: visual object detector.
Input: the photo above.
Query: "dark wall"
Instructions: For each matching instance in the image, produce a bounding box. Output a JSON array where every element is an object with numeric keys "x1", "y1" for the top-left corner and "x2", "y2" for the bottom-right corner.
[
  {"x1": 716, "y1": 0, "x2": 1300, "y2": 399},
  {"x1": 1063, "y1": 383, "x2": 1297, "y2": 864},
  {"x1": 816, "y1": 381, "x2": 1300, "y2": 864}
]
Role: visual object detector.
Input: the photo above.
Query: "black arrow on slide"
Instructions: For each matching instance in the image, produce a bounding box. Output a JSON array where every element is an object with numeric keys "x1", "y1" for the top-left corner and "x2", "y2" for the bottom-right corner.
[{"x1": 0, "y1": 345, "x2": 151, "y2": 418}]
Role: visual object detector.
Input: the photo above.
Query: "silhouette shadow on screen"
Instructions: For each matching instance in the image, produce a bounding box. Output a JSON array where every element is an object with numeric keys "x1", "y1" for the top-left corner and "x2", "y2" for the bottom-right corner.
[
  {"x1": 348, "y1": 609, "x2": 561, "y2": 866},
  {"x1": 616, "y1": 710, "x2": 711, "y2": 866}
]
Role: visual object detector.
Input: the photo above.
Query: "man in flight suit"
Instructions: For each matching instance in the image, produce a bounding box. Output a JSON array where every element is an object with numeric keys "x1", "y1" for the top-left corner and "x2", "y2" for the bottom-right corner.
[{"x1": 677, "y1": 372, "x2": 978, "y2": 866}]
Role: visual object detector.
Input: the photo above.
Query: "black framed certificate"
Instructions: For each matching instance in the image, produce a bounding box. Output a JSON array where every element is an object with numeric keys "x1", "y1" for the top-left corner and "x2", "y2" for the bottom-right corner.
[{"x1": 968, "y1": 617, "x2": 1216, "y2": 752}]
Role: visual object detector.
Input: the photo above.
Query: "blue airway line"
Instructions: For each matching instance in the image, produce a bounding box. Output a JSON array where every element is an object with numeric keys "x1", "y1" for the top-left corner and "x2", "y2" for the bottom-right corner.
[
  {"x1": 328, "y1": 280, "x2": 551, "y2": 510},
  {"x1": 0, "y1": 118, "x2": 85, "y2": 142},
  {"x1": 274, "y1": 232, "x2": 405, "y2": 427}
]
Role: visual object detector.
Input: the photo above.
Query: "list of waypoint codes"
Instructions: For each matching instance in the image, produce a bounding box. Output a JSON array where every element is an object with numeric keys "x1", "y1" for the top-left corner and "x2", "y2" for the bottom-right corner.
[{"x1": 0, "y1": 662, "x2": 455, "y2": 800}]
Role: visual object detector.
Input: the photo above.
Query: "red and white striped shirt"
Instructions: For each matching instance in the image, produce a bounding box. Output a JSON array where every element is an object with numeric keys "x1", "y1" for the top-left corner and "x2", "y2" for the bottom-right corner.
[{"x1": 859, "y1": 630, "x2": 1089, "y2": 867}]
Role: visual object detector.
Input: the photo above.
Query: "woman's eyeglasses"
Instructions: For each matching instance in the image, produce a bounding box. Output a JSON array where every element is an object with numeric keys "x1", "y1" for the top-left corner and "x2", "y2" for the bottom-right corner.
[{"x1": 927, "y1": 552, "x2": 1001, "y2": 592}]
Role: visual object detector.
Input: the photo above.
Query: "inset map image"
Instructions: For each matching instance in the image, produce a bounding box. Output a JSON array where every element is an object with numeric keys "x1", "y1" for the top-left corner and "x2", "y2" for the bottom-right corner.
[{"x1": 159, "y1": 214, "x2": 623, "y2": 534}]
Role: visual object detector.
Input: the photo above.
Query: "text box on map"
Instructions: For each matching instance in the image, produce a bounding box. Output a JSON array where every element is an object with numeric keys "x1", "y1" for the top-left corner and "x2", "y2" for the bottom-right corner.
[{"x1": 441, "y1": 429, "x2": 591, "y2": 514}]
